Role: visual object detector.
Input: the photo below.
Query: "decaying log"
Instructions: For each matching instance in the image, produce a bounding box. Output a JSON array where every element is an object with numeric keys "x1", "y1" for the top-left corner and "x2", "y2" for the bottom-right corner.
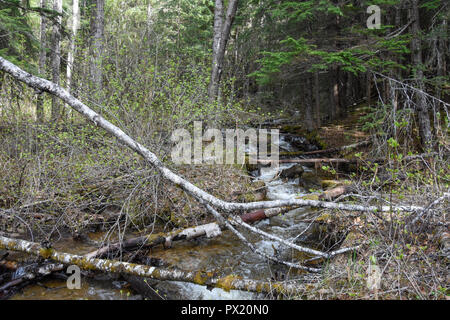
[
  {"x1": 0, "y1": 57, "x2": 425, "y2": 214},
  {"x1": 0, "y1": 235, "x2": 307, "y2": 295}
]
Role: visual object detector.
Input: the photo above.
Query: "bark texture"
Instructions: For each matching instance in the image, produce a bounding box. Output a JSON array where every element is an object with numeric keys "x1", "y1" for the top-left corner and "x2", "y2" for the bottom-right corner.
[
  {"x1": 208, "y1": 0, "x2": 239, "y2": 101},
  {"x1": 50, "y1": 0, "x2": 62, "y2": 121},
  {"x1": 410, "y1": 0, "x2": 433, "y2": 150},
  {"x1": 36, "y1": 0, "x2": 47, "y2": 123},
  {"x1": 90, "y1": 0, "x2": 105, "y2": 96},
  {"x1": 66, "y1": 0, "x2": 80, "y2": 101}
]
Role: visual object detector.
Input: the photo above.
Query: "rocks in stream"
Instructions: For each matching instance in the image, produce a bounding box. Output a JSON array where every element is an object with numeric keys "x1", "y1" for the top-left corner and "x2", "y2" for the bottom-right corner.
[
  {"x1": 279, "y1": 165, "x2": 304, "y2": 180},
  {"x1": 283, "y1": 134, "x2": 319, "y2": 152}
]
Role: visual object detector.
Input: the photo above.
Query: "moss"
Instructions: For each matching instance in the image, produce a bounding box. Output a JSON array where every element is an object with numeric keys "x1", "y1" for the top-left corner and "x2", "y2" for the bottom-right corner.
[
  {"x1": 321, "y1": 179, "x2": 352, "y2": 189},
  {"x1": 150, "y1": 268, "x2": 160, "y2": 278},
  {"x1": 280, "y1": 124, "x2": 303, "y2": 135},
  {"x1": 299, "y1": 172, "x2": 322, "y2": 189},
  {"x1": 304, "y1": 130, "x2": 327, "y2": 150},
  {"x1": 193, "y1": 270, "x2": 209, "y2": 285},
  {"x1": 216, "y1": 274, "x2": 242, "y2": 292},
  {"x1": 271, "y1": 283, "x2": 287, "y2": 295},
  {"x1": 279, "y1": 151, "x2": 305, "y2": 157},
  {"x1": 298, "y1": 194, "x2": 319, "y2": 201},
  {"x1": 252, "y1": 180, "x2": 266, "y2": 189},
  {"x1": 39, "y1": 248, "x2": 54, "y2": 259},
  {"x1": 314, "y1": 213, "x2": 332, "y2": 223},
  {"x1": 255, "y1": 283, "x2": 264, "y2": 293},
  {"x1": 321, "y1": 180, "x2": 340, "y2": 189},
  {"x1": 145, "y1": 233, "x2": 164, "y2": 243}
]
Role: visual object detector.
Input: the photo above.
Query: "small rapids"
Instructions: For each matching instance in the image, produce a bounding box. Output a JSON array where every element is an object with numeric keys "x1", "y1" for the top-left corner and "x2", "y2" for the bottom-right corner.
[{"x1": 150, "y1": 134, "x2": 320, "y2": 300}]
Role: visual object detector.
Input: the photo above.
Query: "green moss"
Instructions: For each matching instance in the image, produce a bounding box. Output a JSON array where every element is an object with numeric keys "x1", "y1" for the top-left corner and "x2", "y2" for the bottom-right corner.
[
  {"x1": 193, "y1": 271, "x2": 209, "y2": 285},
  {"x1": 321, "y1": 180, "x2": 340, "y2": 189},
  {"x1": 280, "y1": 124, "x2": 303, "y2": 135},
  {"x1": 314, "y1": 213, "x2": 332, "y2": 223},
  {"x1": 216, "y1": 274, "x2": 242, "y2": 292},
  {"x1": 298, "y1": 194, "x2": 319, "y2": 201},
  {"x1": 39, "y1": 248, "x2": 54, "y2": 259}
]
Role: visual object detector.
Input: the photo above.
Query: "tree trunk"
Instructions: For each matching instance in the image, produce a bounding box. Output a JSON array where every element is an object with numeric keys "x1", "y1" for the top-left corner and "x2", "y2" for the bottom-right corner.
[
  {"x1": 366, "y1": 71, "x2": 371, "y2": 107},
  {"x1": 305, "y1": 75, "x2": 314, "y2": 131},
  {"x1": 208, "y1": 0, "x2": 239, "y2": 102},
  {"x1": 50, "y1": 0, "x2": 62, "y2": 122},
  {"x1": 410, "y1": 0, "x2": 433, "y2": 150},
  {"x1": 36, "y1": 0, "x2": 47, "y2": 123},
  {"x1": 66, "y1": 0, "x2": 80, "y2": 118},
  {"x1": 90, "y1": 0, "x2": 105, "y2": 98},
  {"x1": 314, "y1": 71, "x2": 321, "y2": 127},
  {"x1": 330, "y1": 68, "x2": 340, "y2": 119}
]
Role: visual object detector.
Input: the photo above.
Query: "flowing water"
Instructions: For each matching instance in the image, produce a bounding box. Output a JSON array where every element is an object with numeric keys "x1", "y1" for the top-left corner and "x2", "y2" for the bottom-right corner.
[{"x1": 10, "y1": 133, "x2": 324, "y2": 300}]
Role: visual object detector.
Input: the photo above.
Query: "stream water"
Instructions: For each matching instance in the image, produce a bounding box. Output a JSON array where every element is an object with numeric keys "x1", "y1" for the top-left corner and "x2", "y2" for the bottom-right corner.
[{"x1": 11, "y1": 133, "x2": 325, "y2": 300}]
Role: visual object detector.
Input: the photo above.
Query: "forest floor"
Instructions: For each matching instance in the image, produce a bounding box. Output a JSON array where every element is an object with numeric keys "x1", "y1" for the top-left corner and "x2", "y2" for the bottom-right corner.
[{"x1": 317, "y1": 106, "x2": 369, "y2": 149}]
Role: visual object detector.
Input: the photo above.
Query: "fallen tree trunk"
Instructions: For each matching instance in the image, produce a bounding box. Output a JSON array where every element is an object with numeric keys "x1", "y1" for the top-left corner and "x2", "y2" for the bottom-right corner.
[
  {"x1": 85, "y1": 222, "x2": 223, "y2": 259},
  {"x1": 0, "y1": 235, "x2": 307, "y2": 295},
  {"x1": 86, "y1": 201, "x2": 359, "y2": 268},
  {"x1": 0, "y1": 57, "x2": 425, "y2": 214},
  {"x1": 275, "y1": 140, "x2": 372, "y2": 158},
  {"x1": 0, "y1": 262, "x2": 64, "y2": 295},
  {"x1": 302, "y1": 139, "x2": 372, "y2": 156},
  {"x1": 258, "y1": 158, "x2": 354, "y2": 165},
  {"x1": 318, "y1": 185, "x2": 355, "y2": 201}
]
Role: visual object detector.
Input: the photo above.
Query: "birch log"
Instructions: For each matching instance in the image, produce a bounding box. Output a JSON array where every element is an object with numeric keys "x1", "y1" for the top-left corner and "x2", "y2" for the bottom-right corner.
[
  {"x1": 0, "y1": 57, "x2": 425, "y2": 214},
  {"x1": 0, "y1": 235, "x2": 306, "y2": 295},
  {"x1": 85, "y1": 222, "x2": 223, "y2": 259}
]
